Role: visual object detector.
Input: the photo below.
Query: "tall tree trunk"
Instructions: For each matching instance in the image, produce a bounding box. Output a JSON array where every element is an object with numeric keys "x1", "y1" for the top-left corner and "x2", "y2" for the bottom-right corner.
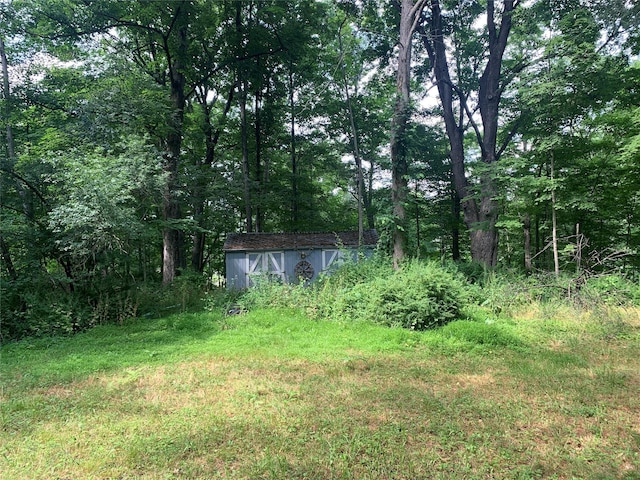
[
  {"x1": 254, "y1": 85, "x2": 264, "y2": 233},
  {"x1": 523, "y1": 213, "x2": 532, "y2": 273},
  {"x1": 551, "y1": 151, "x2": 560, "y2": 277},
  {"x1": 414, "y1": 181, "x2": 421, "y2": 254},
  {"x1": 162, "y1": 6, "x2": 189, "y2": 285},
  {"x1": 289, "y1": 68, "x2": 299, "y2": 230},
  {"x1": 0, "y1": 234, "x2": 17, "y2": 281},
  {"x1": 366, "y1": 162, "x2": 375, "y2": 229},
  {"x1": 235, "y1": 6, "x2": 253, "y2": 233},
  {"x1": 1, "y1": 36, "x2": 29, "y2": 217},
  {"x1": 391, "y1": 0, "x2": 426, "y2": 269},
  {"x1": 190, "y1": 85, "x2": 235, "y2": 271},
  {"x1": 1, "y1": 36, "x2": 30, "y2": 279},
  {"x1": 451, "y1": 184, "x2": 461, "y2": 261},
  {"x1": 424, "y1": 0, "x2": 516, "y2": 268},
  {"x1": 239, "y1": 80, "x2": 253, "y2": 233},
  {"x1": 190, "y1": 98, "x2": 210, "y2": 272},
  {"x1": 1, "y1": 37, "x2": 15, "y2": 161},
  {"x1": 338, "y1": 18, "x2": 364, "y2": 245}
]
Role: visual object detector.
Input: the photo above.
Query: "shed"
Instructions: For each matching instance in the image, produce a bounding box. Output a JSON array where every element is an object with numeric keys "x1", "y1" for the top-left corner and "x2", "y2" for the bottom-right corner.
[{"x1": 223, "y1": 230, "x2": 378, "y2": 289}]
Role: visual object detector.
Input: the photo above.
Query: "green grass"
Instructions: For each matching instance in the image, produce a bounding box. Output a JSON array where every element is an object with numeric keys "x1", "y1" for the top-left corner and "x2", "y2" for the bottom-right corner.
[{"x1": 1, "y1": 306, "x2": 640, "y2": 479}]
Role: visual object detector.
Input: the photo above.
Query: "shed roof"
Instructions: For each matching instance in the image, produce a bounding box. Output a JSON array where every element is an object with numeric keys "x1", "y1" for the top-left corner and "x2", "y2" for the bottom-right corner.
[{"x1": 223, "y1": 230, "x2": 378, "y2": 252}]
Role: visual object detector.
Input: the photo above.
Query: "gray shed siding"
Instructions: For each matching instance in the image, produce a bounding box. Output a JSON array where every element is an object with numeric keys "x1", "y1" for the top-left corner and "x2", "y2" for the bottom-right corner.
[
  {"x1": 225, "y1": 247, "x2": 370, "y2": 289},
  {"x1": 223, "y1": 230, "x2": 378, "y2": 290}
]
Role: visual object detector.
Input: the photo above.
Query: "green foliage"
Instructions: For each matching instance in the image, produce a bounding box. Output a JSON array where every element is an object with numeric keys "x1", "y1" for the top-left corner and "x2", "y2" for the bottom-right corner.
[
  {"x1": 133, "y1": 271, "x2": 211, "y2": 318},
  {"x1": 238, "y1": 257, "x2": 468, "y2": 331},
  {"x1": 2, "y1": 0, "x2": 640, "y2": 344},
  {"x1": 237, "y1": 275, "x2": 312, "y2": 312},
  {"x1": 468, "y1": 270, "x2": 640, "y2": 322},
  {"x1": 0, "y1": 271, "x2": 217, "y2": 342},
  {"x1": 345, "y1": 261, "x2": 468, "y2": 330},
  {"x1": 45, "y1": 137, "x2": 165, "y2": 263},
  {"x1": 580, "y1": 275, "x2": 640, "y2": 307}
]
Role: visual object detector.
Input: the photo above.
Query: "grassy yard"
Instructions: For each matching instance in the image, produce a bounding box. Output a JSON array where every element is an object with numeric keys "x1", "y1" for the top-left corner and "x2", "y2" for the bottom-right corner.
[{"x1": 1, "y1": 305, "x2": 639, "y2": 479}]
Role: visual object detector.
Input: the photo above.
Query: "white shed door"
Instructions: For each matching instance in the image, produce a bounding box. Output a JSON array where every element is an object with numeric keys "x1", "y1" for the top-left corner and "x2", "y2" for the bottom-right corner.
[
  {"x1": 322, "y1": 249, "x2": 344, "y2": 271},
  {"x1": 246, "y1": 251, "x2": 285, "y2": 286}
]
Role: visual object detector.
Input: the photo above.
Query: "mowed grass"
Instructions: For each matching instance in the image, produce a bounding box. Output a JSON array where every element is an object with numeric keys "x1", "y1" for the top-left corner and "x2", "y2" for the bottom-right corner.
[{"x1": 1, "y1": 305, "x2": 639, "y2": 479}]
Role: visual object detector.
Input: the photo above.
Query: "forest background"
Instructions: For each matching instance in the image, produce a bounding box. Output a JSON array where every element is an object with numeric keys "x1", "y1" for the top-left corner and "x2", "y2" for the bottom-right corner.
[{"x1": 1, "y1": 0, "x2": 639, "y2": 340}]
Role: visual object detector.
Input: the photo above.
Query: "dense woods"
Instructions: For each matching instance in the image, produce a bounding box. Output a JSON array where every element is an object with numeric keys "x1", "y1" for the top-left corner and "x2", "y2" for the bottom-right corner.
[{"x1": 1, "y1": 0, "x2": 639, "y2": 339}]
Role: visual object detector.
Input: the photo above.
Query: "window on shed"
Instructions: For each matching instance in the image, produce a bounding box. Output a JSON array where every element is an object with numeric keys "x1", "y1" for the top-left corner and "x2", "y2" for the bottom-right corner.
[
  {"x1": 322, "y1": 249, "x2": 345, "y2": 271},
  {"x1": 246, "y1": 251, "x2": 285, "y2": 286}
]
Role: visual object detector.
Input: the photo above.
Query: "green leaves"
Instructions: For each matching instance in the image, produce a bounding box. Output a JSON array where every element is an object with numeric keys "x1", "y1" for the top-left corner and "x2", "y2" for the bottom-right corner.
[{"x1": 45, "y1": 137, "x2": 164, "y2": 261}]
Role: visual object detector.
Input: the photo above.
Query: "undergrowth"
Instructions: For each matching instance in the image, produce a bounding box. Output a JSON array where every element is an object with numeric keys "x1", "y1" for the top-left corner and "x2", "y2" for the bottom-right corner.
[
  {"x1": 3, "y1": 253, "x2": 638, "y2": 343},
  {"x1": 0, "y1": 271, "x2": 215, "y2": 342},
  {"x1": 238, "y1": 258, "x2": 468, "y2": 330},
  {"x1": 234, "y1": 257, "x2": 640, "y2": 334}
]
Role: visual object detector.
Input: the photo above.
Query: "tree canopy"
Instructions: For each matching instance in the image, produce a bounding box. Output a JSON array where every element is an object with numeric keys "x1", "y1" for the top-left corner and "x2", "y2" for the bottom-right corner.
[{"x1": 1, "y1": 0, "x2": 638, "y2": 337}]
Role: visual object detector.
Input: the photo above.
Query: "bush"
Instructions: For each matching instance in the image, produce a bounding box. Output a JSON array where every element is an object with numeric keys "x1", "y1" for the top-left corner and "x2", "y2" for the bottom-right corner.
[
  {"x1": 579, "y1": 274, "x2": 640, "y2": 307},
  {"x1": 231, "y1": 253, "x2": 393, "y2": 319},
  {"x1": 312, "y1": 254, "x2": 393, "y2": 320},
  {"x1": 239, "y1": 275, "x2": 312, "y2": 311},
  {"x1": 326, "y1": 260, "x2": 468, "y2": 330},
  {"x1": 232, "y1": 256, "x2": 467, "y2": 330},
  {"x1": 0, "y1": 271, "x2": 214, "y2": 342}
]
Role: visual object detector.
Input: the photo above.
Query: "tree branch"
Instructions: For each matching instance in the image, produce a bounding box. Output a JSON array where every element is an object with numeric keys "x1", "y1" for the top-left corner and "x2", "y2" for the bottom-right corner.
[
  {"x1": 0, "y1": 167, "x2": 50, "y2": 208},
  {"x1": 446, "y1": 79, "x2": 485, "y2": 156},
  {"x1": 497, "y1": 117, "x2": 522, "y2": 160}
]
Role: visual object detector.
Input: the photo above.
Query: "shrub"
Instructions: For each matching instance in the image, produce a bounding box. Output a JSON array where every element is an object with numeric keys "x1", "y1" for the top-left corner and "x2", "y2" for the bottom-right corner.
[
  {"x1": 330, "y1": 261, "x2": 468, "y2": 330},
  {"x1": 312, "y1": 254, "x2": 393, "y2": 320},
  {"x1": 239, "y1": 275, "x2": 312, "y2": 311},
  {"x1": 579, "y1": 274, "x2": 640, "y2": 307},
  {"x1": 233, "y1": 257, "x2": 467, "y2": 330},
  {"x1": 0, "y1": 271, "x2": 214, "y2": 342}
]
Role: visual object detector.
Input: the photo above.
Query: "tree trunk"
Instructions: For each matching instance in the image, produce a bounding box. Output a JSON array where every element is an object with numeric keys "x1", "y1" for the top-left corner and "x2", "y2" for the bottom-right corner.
[
  {"x1": 1, "y1": 37, "x2": 15, "y2": 161},
  {"x1": 190, "y1": 100, "x2": 210, "y2": 273},
  {"x1": 551, "y1": 151, "x2": 560, "y2": 277},
  {"x1": 161, "y1": 7, "x2": 189, "y2": 285},
  {"x1": 0, "y1": 234, "x2": 17, "y2": 281},
  {"x1": 338, "y1": 19, "x2": 364, "y2": 245},
  {"x1": 2, "y1": 36, "x2": 32, "y2": 277},
  {"x1": 190, "y1": 83, "x2": 234, "y2": 272},
  {"x1": 423, "y1": 0, "x2": 516, "y2": 268},
  {"x1": 191, "y1": 212, "x2": 205, "y2": 272},
  {"x1": 239, "y1": 80, "x2": 253, "y2": 233},
  {"x1": 523, "y1": 213, "x2": 532, "y2": 273},
  {"x1": 451, "y1": 185, "x2": 461, "y2": 261},
  {"x1": 414, "y1": 182, "x2": 421, "y2": 254},
  {"x1": 254, "y1": 84, "x2": 264, "y2": 233},
  {"x1": 366, "y1": 161, "x2": 375, "y2": 230},
  {"x1": 390, "y1": 0, "x2": 426, "y2": 269},
  {"x1": 289, "y1": 68, "x2": 299, "y2": 229}
]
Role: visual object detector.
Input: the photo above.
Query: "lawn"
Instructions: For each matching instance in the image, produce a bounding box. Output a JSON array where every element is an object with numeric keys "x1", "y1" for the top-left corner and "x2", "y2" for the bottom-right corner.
[{"x1": 1, "y1": 305, "x2": 639, "y2": 479}]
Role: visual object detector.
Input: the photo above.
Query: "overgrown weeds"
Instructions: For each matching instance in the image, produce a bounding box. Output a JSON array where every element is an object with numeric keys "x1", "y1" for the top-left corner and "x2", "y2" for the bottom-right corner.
[
  {"x1": 236, "y1": 257, "x2": 468, "y2": 330},
  {"x1": 4, "y1": 254, "x2": 638, "y2": 343},
  {"x1": 234, "y1": 257, "x2": 640, "y2": 334},
  {"x1": 0, "y1": 271, "x2": 215, "y2": 342},
  {"x1": 466, "y1": 269, "x2": 640, "y2": 319}
]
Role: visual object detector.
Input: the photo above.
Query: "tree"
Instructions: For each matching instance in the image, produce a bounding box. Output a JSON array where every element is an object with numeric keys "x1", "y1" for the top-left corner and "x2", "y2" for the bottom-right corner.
[
  {"x1": 419, "y1": 0, "x2": 521, "y2": 267},
  {"x1": 498, "y1": 2, "x2": 639, "y2": 274},
  {"x1": 390, "y1": 0, "x2": 427, "y2": 268}
]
